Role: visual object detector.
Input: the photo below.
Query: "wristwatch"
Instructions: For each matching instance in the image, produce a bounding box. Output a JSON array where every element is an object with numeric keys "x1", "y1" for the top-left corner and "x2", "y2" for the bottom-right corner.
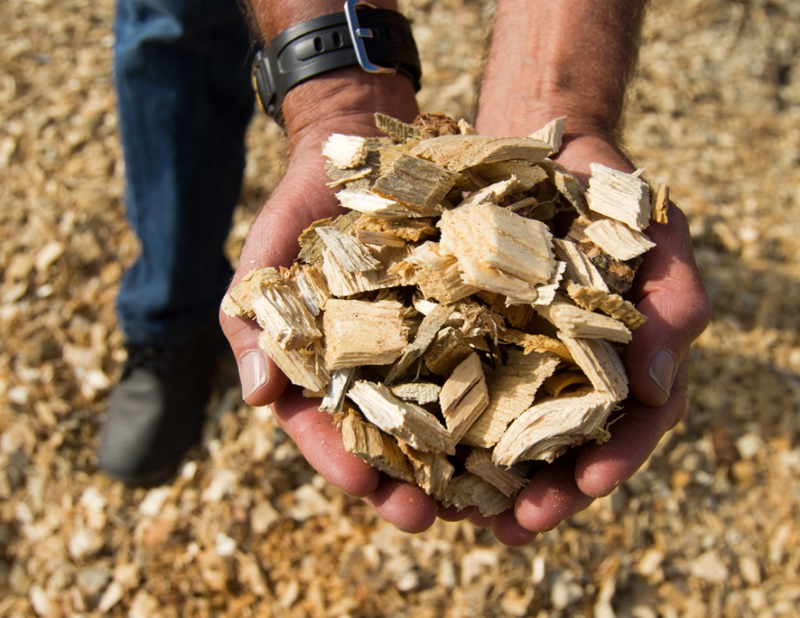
[{"x1": 253, "y1": 0, "x2": 422, "y2": 125}]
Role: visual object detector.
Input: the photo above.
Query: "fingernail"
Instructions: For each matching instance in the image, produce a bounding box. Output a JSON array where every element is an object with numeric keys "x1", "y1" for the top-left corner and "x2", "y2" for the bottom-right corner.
[
  {"x1": 240, "y1": 352, "x2": 267, "y2": 400},
  {"x1": 649, "y1": 349, "x2": 677, "y2": 397}
]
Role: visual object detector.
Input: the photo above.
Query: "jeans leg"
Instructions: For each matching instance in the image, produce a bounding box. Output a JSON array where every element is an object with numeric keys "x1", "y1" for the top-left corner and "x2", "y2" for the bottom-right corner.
[{"x1": 114, "y1": 0, "x2": 255, "y2": 347}]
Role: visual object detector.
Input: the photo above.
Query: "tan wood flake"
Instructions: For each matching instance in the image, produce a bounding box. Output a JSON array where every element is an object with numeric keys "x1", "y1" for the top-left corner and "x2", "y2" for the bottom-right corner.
[{"x1": 341, "y1": 411, "x2": 415, "y2": 483}]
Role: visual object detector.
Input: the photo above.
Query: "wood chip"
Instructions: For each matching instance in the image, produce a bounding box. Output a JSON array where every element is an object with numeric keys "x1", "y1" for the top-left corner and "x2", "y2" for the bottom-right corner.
[
  {"x1": 586, "y1": 162, "x2": 652, "y2": 231},
  {"x1": 443, "y1": 473, "x2": 513, "y2": 516},
  {"x1": 537, "y1": 297, "x2": 632, "y2": 344},
  {"x1": 559, "y1": 335, "x2": 629, "y2": 401},
  {"x1": 323, "y1": 134, "x2": 369, "y2": 169},
  {"x1": 371, "y1": 154, "x2": 459, "y2": 215},
  {"x1": 465, "y1": 448, "x2": 530, "y2": 497},
  {"x1": 439, "y1": 352, "x2": 490, "y2": 443},
  {"x1": 584, "y1": 218, "x2": 656, "y2": 261},
  {"x1": 341, "y1": 411, "x2": 415, "y2": 483},
  {"x1": 385, "y1": 302, "x2": 453, "y2": 384},
  {"x1": 346, "y1": 381, "x2": 454, "y2": 454},
  {"x1": 566, "y1": 283, "x2": 646, "y2": 330},
  {"x1": 411, "y1": 135, "x2": 556, "y2": 172}
]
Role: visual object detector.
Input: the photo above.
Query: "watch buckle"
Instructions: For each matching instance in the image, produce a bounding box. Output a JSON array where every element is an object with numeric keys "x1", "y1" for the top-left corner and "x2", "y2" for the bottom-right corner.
[{"x1": 344, "y1": 0, "x2": 397, "y2": 76}]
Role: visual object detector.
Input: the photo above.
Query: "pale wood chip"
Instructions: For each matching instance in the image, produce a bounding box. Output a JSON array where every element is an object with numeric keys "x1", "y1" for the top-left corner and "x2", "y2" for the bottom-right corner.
[
  {"x1": 566, "y1": 282, "x2": 647, "y2": 330},
  {"x1": 558, "y1": 334, "x2": 629, "y2": 401},
  {"x1": 461, "y1": 349, "x2": 561, "y2": 448},
  {"x1": 315, "y1": 226, "x2": 381, "y2": 273},
  {"x1": 337, "y1": 188, "x2": 437, "y2": 219},
  {"x1": 423, "y1": 326, "x2": 478, "y2": 377},
  {"x1": 528, "y1": 116, "x2": 566, "y2": 152},
  {"x1": 342, "y1": 411, "x2": 415, "y2": 483},
  {"x1": 439, "y1": 352, "x2": 490, "y2": 443},
  {"x1": 410, "y1": 134, "x2": 555, "y2": 172},
  {"x1": 347, "y1": 381, "x2": 454, "y2": 454},
  {"x1": 390, "y1": 382, "x2": 441, "y2": 405},
  {"x1": 498, "y1": 328, "x2": 573, "y2": 362},
  {"x1": 403, "y1": 242, "x2": 480, "y2": 303},
  {"x1": 375, "y1": 112, "x2": 432, "y2": 143},
  {"x1": 584, "y1": 218, "x2": 656, "y2": 261},
  {"x1": 397, "y1": 442, "x2": 455, "y2": 499},
  {"x1": 537, "y1": 297, "x2": 632, "y2": 344},
  {"x1": 651, "y1": 182, "x2": 670, "y2": 224},
  {"x1": 322, "y1": 134, "x2": 369, "y2": 169},
  {"x1": 493, "y1": 389, "x2": 616, "y2": 466},
  {"x1": 322, "y1": 244, "x2": 412, "y2": 297},
  {"x1": 258, "y1": 330, "x2": 329, "y2": 393},
  {"x1": 355, "y1": 215, "x2": 438, "y2": 242},
  {"x1": 471, "y1": 161, "x2": 548, "y2": 191},
  {"x1": 586, "y1": 162, "x2": 652, "y2": 231},
  {"x1": 443, "y1": 473, "x2": 514, "y2": 516},
  {"x1": 385, "y1": 302, "x2": 453, "y2": 384},
  {"x1": 320, "y1": 367, "x2": 356, "y2": 413},
  {"x1": 438, "y1": 201, "x2": 557, "y2": 304},
  {"x1": 298, "y1": 211, "x2": 361, "y2": 266},
  {"x1": 539, "y1": 159, "x2": 589, "y2": 216},
  {"x1": 323, "y1": 299, "x2": 409, "y2": 370},
  {"x1": 283, "y1": 263, "x2": 331, "y2": 316},
  {"x1": 371, "y1": 154, "x2": 459, "y2": 214},
  {"x1": 355, "y1": 228, "x2": 407, "y2": 248},
  {"x1": 465, "y1": 448, "x2": 530, "y2": 497},
  {"x1": 456, "y1": 176, "x2": 519, "y2": 209},
  {"x1": 222, "y1": 267, "x2": 321, "y2": 349},
  {"x1": 552, "y1": 238, "x2": 609, "y2": 292}
]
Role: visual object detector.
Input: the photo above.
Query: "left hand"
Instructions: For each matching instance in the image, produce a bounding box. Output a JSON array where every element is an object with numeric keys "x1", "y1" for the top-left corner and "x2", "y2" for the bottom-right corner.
[{"x1": 464, "y1": 134, "x2": 712, "y2": 546}]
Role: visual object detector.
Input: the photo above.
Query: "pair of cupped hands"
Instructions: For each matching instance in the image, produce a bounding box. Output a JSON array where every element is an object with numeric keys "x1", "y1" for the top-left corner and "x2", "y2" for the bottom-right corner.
[{"x1": 220, "y1": 72, "x2": 711, "y2": 546}]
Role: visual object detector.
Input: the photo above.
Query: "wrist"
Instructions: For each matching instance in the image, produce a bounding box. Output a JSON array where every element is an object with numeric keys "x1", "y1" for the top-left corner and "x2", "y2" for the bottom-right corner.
[{"x1": 282, "y1": 66, "x2": 419, "y2": 151}]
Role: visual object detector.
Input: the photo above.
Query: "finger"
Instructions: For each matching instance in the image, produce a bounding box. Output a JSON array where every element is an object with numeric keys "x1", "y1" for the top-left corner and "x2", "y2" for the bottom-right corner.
[
  {"x1": 219, "y1": 311, "x2": 289, "y2": 406},
  {"x1": 575, "y1": 359, "x2": 690, "y2": 497},
  {"x1": 625, "y1": 207, "x2": 711, "y2": 406},
  {"x1": 271, "y1": 387, "x2": 380, "y2": 498},
  {"x1": 437, "y1": 504, "x2": 474, "y2": 522},
  {"x1": 468, "y1": 510, "x2": 493, "y2": 528},
  {"x1": 362, "y1": 478, "x2": 438, "y2": 534},
  {"x1": 491, "y1": 509, "x2": 538, "y2": 546},
  {"x1": 514, "y1": 457, "x2": 595, "y2": 533}
]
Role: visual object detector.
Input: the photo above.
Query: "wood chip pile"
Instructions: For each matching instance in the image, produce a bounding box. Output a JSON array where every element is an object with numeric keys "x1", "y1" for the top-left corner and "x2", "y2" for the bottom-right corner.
[{"x1": 224, "y1": 113, "x2": 669, "y2": 515}]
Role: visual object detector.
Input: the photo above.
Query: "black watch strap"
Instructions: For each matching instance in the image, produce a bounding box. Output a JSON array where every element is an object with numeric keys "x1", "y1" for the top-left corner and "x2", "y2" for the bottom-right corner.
[{"x1": 253, "y1": 1, "x2": 421, "y2": 125}]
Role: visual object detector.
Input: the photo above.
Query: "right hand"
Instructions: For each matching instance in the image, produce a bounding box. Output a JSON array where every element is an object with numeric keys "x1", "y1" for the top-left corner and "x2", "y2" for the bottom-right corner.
[{"x1": 220, "y1": 70, "x2": 442, "y2": 533}]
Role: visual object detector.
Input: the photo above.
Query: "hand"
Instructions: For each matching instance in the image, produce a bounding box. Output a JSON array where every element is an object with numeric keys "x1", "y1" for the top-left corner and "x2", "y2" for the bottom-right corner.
[
  {"x1": 472, "y1": 134, "x2": 711, "y2": 546},
  {"x1": 220, "y1": 71, "x2": 440, "y2": 533}
]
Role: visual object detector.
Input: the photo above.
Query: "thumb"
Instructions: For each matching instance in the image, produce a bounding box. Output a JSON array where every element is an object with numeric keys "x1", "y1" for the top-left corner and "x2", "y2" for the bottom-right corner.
[{"x1": 624, "y1": 206, "x2": 711, "y2": 406}]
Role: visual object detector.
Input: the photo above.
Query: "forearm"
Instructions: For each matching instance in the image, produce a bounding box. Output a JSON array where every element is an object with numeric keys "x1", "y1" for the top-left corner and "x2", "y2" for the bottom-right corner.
[
  {"x1": 244, "y1": 0, "x2": 419, "y2": 143},
  {"x1": 477, "y1": 0, "x2": 647, "y2": 141}
]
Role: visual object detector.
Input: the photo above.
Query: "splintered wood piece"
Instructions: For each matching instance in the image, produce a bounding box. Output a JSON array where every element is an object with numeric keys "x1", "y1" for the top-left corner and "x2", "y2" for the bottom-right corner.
[
  {"x1": 438, "y1": 201, "x2": 557, "y2": 304},
  {"x1": 553, "y1": 238, "x2": 609, "y2": 292},
  {"x1": 498, "y1": 329, "x2": 574, "y2": 362},
  {"x1": 284, "y1": 263, "x2": 331, "y2": 316},
  {"x1": 298, "y1": 211, "x2": 361, "y2": 266},
  {"x1": 537, "y1": 298, "x2": 632, "y2": 344},
  {"x1": 385, "y1": 302, "x2": 453, "y2": 384},
  {"x1": 543, "y1": 370, "x2": 591, "y2": 397},
  {"x1": 371, "y1": 154, "x2": 459, "y2": 214},
  {"x1": 315, "y1": 226, "x2": 381, "y2": 273},
  {"x1": 457, "y1": 118, "x2": 476, "y2": 135},
  {"x1": 257, "y1": 330, "x2": 329, "y2": 393},
  {"x1": 465, "y1": 448, "x2": 530, "y2": 497},
  {"x1": 443, "y1": 473, "x2": 513, "y2": 517},
  {"x1": 528, "y1": 116, "x2": 566, "y2": 153},
  {"x1": 337, "y1": 189, "x2": 433, "y2": 219},
  {"x1": 423, "y1": 326, "x2": 477, "y2": 376},
  {"x1": 410, "y1": 135, "x2": 555, "y2": 172},
  {"x1": 539, "y1": 159, "x2": 589, "y2": 217},
  {"x1": 320, "y1": 367, "x2": 356, "y2": 413},
  {"x1": 404, "y1": 242, "x2": 480, "y2": 303},
  {"x1": 375, "y1": 112, "x2": 432, "y2": 143},
  {"x1": 355, "y1": 228, "x2": 407, "y2": 248},
  {"x1": 456, "y1": 176, "x2": 519, "y2": 209},
  {"x1": 222, "y1": 267, "x2": 321, "y2": 350},
  {"x1": 493, "y1": 390, "x2": 616, "y2": 466},
  {"x1": 559, "y1": 334, "x2": 629, "y2": 401},
  {"x1": 322, "y1": 134, "x2": 369, "y2": 169},
  {"x1": 412, "y1": 112, "x2": 462, "y2": 137},
  {"x1": 323, "y1": 299, "x2": 409, "y2": 369},
  {"x1": 347, "y1": 380, "x2": 454, "y2": 454},
  {"x1": 439, "y1": 352, "x2": 490, "y2": 443},
  {"x1": 397, "y1": 442, "x2": 455, "y2": 499},
  {"x1": 322, "y1": 243, "x2": 412, "y2": 297},
  {"x1": 342, "y1": 411, "x2": 415, "y2": 483},
  {"x1": 567, "y1": 282, "x2": 646, "y2": 330},
  {"x1": 584, "y1": 218, "x2": 656, "y2": 261},
  {"x1": 390, "y1": 382, "x2": 441, "y2": 405},
  {"x1": 575, "y1": 240, "x2": 640, "y2": 295},
  {"x1": 586, "y1": 162, "x2": 652, "y2": 231},
  {"x1": 651, "y1": 182, "x2": 670, "y2": 224},
  {"x1": 461, "y1": 350, "x2": 561, "y2": 448},
  {"x1": 326, "y1": 167, "x2": 372, "y2": 188},
  {"x1": 355, "y1": 215, "x2": 438, "y2": 243},
  {"x1": 471, "y1": 161, "x2": 548, "y2": 191}
]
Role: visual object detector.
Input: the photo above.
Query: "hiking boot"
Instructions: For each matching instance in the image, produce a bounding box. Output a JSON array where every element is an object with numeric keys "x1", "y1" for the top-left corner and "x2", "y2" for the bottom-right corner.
[{"x1": 97, "y1": 324, "x2": 227, "y2": 486}]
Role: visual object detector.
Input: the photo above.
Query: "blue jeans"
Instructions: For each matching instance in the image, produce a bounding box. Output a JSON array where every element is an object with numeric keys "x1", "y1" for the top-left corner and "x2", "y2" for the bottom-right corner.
[{"x1": 114, "y1": 0, "x2": 255, "y2": 347}]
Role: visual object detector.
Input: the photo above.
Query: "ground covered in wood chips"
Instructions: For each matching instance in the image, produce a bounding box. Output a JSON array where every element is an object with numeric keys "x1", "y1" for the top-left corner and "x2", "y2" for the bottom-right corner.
[{"x1": 2, "y1": 0, "x2": 800, "y2": 615}]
